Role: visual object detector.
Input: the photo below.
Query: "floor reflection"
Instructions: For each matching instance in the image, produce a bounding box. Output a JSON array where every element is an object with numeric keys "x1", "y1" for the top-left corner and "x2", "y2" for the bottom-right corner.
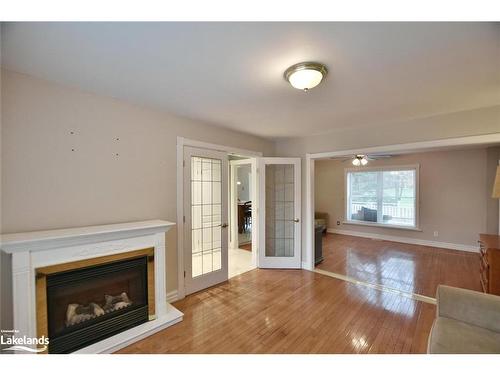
[
  {"x1": 347, "y1": 281, "x2": 416, "y2": 317},
  {"x1": 351, "y1": 335, "x2": 369, "y2": 352},
  {"x1": 345, "y1": 249, "x2": 416, "y2": 294},
  {"x1": 316, "y1": 233, "x2": 481, "y2": 298}
]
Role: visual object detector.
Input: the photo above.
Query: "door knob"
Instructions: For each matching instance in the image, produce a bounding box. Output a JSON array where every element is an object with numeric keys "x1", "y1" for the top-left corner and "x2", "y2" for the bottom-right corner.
[
  {"x1": 221, "y1": 223, "x2": 228, "y2": 228},
  {"x1": 293, "y1": 218, "x2": 300, "y2": 223}
]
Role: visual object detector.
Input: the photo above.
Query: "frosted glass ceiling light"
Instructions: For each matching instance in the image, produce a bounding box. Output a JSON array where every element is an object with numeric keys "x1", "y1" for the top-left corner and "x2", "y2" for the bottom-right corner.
[
  {"x1": 284, "y1": 62, "x2": 328, "y2": 92},
  {"x1": 352, "y1": 155, "x2": 368, "y2": 166}
]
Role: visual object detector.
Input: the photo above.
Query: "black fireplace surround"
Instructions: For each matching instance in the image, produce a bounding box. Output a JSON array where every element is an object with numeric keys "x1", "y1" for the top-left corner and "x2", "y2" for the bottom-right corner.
[{"x1": 46, "y1": 256, "x2": 149, "y2": 353}]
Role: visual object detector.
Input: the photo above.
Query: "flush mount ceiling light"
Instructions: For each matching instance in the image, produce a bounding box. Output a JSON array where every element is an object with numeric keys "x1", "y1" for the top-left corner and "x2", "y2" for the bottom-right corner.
[{"x1": 284, "y1": 62, "x2": 328, "y2": 92}]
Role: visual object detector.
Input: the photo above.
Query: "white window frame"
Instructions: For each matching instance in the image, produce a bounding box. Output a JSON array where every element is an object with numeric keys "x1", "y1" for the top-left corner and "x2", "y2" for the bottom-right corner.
[{"x1": 343, "y1": 164, "x2": 421, "y2": 231}]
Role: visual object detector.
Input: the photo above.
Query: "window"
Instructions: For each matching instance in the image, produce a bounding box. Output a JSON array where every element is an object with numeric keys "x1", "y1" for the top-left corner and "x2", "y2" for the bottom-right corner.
[{"x1": 345, "y1": 166, "x2": 418, "y2": 229}]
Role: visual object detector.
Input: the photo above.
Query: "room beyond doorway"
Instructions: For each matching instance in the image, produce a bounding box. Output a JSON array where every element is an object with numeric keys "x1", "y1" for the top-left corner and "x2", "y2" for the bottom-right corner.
[
  {"x1": 229, "y1": 157, "x2": 257, "y2": 278},
  {"x1": 311, "y1": 141, "x2": 500, "y2": 299}
]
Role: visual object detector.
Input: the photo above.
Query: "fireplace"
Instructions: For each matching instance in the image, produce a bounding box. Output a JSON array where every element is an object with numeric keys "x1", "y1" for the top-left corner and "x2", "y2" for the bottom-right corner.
[
  {"x1": 35, "y1": 248, "x2": 155, "y2": 353},
  {"x1": 2, "y1": 220, "x2": 183, "y2": 354}
]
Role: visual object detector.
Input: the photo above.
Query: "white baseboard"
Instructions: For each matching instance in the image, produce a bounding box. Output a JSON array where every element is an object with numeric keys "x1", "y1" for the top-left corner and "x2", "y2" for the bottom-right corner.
[
  {"x1": 327, "y1": 228, "x2": 479, "y2": 253},
  {"x1": 166, "y1": 289, "x2": 180, "y2": 303},
  {"x1": 301, "y1": 261, "x2": 313, "y2": 271}
]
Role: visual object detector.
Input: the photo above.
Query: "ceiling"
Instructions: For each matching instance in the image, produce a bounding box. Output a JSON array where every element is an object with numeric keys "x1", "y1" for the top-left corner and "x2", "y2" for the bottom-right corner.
[{"x1": 2, "y1": 22, "x2": 499, "y2": 139}]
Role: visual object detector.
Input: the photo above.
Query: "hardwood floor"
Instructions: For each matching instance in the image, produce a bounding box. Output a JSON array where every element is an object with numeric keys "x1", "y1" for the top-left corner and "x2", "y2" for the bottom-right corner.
[
  {"x1": 118, "y1": 233, "x2": 478, "y2": 354},
  {"x1": 316, "y1": 233, "x2": 481, "y2": 298},
  {"x1": 118, "y1": 269, "x2": 435, "y2": 354},
  {"x1": 239, "y1": 243, "x2": 252, "y2": 251}
]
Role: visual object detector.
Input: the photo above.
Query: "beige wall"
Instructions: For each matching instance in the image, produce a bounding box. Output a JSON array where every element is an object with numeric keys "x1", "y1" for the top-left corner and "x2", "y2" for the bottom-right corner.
[
  {"x1": 275, "y1": 106, "x2": 500, "y2": 157},
  {"x1": 0, "y1": 69, "x2": 274, "y2": 299},
  {"x1": 0, "y1": 32, "x2": 10, "y2": 332},
  {"x1": 486, "y1": 146, "x2": 500, "y2": 234},
  {"x1": 315, "y1": 148, "x2": 490, "y2": 247}
]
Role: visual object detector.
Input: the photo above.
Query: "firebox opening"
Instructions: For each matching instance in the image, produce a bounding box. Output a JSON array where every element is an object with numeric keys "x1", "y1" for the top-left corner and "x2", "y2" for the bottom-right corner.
[{"x1": 36, "y1": 249, "x2": 154, "y2": 353}]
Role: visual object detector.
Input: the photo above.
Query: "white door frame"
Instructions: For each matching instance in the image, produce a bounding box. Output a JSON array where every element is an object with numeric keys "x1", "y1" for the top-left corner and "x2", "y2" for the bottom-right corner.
[
  {"x1": 176, "y1": 137, "x2": 262, "y2": 299},
  {"x1": 229, "y1": 158, "x2": 258, "y2": 268},
  {"x1": 305, "y1": 133, "x2": 500, "y2": 271}
]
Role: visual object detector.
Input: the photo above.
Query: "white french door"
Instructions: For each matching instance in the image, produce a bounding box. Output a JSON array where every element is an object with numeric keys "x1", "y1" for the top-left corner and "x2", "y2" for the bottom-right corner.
[
  {"x1": 184, "y1": 146, "x2": 228, "y2": 294},
  {"x1": 258, "y1": 157, "x2": 301, "y2": 268}
]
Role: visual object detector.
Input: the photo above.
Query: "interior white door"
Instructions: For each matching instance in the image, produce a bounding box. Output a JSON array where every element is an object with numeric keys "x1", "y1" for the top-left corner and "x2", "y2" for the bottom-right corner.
[
  {"x1": 258, "y1": 157, "x2": 301, "y2": 268},
  {"x1": 184, "y1": 146, "x2": 228, "y2": 294}
]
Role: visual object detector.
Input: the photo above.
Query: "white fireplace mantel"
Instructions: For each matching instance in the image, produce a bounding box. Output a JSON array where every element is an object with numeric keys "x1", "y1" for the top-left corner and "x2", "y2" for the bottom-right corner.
[{"x1": 0, "y1": 220, "x2": 183, "y2": 354}]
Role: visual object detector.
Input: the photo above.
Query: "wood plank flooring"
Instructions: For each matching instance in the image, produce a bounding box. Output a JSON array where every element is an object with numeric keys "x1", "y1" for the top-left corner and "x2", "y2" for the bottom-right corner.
[
  {"x1": 239, "y1": 243, "x2": 252, "y2": 251},
  {"x1": 316, "y1": 233, "x2": 481, "y2": 298},
  {"x1": 118, "y1": 269, "x2": 435, "y2": 354}
]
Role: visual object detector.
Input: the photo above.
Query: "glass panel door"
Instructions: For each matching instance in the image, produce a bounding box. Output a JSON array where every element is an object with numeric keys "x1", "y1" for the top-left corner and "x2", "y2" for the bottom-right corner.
[
  {"x1": 259, "y1": 158, "x2": 301, "y2": 268},
  {"x1": 184, "y1": 147, "x2": 228, "y2": 294}
]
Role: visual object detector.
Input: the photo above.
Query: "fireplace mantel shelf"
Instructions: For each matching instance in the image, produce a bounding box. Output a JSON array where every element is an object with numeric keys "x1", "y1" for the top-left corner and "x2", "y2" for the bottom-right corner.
[{"x1": 1, "y1": 220, "x2": 176, "y2": 253}]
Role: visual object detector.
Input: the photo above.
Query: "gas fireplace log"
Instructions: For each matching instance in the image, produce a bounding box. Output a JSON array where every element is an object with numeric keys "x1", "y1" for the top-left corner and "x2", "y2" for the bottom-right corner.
[
  {"x1": 103, "y1": 292, "x2": 132, "y2": 312},
  {"x1": 65, "y1": 292, "x2": 133, "y2": 327},
  {"x1": 66, "y1": 302, "x2": 105, "y2": 326}
]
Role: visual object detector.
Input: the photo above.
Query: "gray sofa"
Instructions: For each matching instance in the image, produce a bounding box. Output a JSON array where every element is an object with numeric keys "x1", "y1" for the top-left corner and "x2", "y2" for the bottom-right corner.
[{"x1": 428, "y1": 285, "x2": 500, "y2": 353}]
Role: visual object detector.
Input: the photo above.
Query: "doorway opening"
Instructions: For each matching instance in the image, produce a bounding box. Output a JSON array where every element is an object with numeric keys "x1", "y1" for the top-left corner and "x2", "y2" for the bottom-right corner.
[
  {"x1": 229, "y1": 157, "x2": 257, "y2": 278},
  {"x1": 308, "y1": 137, "x2": 500, "y2": 301},
  {"x1": 177, "y1": 137, "x2": 303, "y2": 298}
]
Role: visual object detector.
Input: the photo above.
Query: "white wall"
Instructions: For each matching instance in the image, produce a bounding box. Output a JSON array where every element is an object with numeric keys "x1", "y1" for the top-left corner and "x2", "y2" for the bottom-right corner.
[
  {"x1": 0, "y1": 69, "x2": 274, "y2": 302},
  {"x1": 237, "y1": 164, "x2": 251, "y2": 202},
  {"x1": 315, "y1": 148, "x2": 489, "y2": 247}
]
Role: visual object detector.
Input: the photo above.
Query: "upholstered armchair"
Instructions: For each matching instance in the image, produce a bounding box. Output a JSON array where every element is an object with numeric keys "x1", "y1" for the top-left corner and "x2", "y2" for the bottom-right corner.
[
  {"x1": 428, "y1": 285, "x2": 500, "y2": 353},
  {"x1": 314, "y1": 212, "x2": 329, "y2": 232}
]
